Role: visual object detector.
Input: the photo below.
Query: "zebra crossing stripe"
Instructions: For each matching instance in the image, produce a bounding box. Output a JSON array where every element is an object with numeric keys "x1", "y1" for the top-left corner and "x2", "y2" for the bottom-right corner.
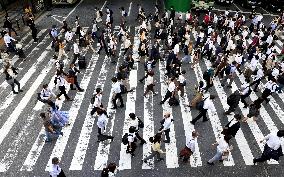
[
  {"x1": 118, "y1": 29, "x2": 139, "y2": 170},
  {"x1": 93, "y1": 40, "x2": 128, "y2": 171},
  {"x1": 177, "y1": 84, "x2": 202, "y2": 167},
  {"x1": 44, "y1": 52, "x2": 99, "y2": 171},
  {"x1": 236, "y1": 72, "x2": 281, "y2": 164},
  {"x1": 159, "y1": 56, "x2": 179, "y2": 168},
  {"x1": 195, "y1": 63, "x2": 235, "y2": 166},
  {"x1": 0, "y1": 50, "x2": 50, "y2": 146},
  {"x1": 203, "y1": 59, "x2": 254, "y2": 165},
  {"x1": 69, "y1": 55, "x2": 111, "y2": 171}
]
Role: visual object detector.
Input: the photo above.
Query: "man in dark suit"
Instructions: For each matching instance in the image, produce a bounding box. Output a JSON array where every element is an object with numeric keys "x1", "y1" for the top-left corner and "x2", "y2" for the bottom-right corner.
[{"x1": 222, "y1": 114, "x2": 242, "y2": 140}]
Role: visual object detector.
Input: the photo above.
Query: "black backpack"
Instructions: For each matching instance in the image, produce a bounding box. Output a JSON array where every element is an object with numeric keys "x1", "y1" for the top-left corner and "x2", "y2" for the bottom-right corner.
[
  {"x1": 138, "y1": 118, "x2": 144, "y2": 128},
  {"x1": 203, "y1": 71, "x2": 210, "y2": 80},
  {"x1": 122, "y1": 133, "x2": 130, "y2": 145},
  {"x1": 101, "y1": 168, "x2": 109, "y2": 177}
]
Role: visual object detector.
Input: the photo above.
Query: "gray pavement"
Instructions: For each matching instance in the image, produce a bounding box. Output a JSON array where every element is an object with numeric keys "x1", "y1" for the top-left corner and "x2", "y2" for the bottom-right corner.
[{"x1": 0, "y1": 0, "x2": 283, "y2": 177}]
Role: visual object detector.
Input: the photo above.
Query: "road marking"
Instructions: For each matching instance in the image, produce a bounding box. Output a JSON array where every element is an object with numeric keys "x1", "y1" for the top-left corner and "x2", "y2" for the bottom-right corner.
[
  {"x1": 195, "y1": 64, "x2": 235, "y2": 166},
  {"x1": 44, "y1": 52, "x2": 99, "y2": 172},
  {"x1": 69, "y1": 55, "x2": 110, "y2": 170},
  {"x1": 212, "y1": 8, "x2": 279, "y2": 16},
  {"x1": 128, "y1": 2, "x2": 132, "y2": 17},
  {"x1": 0, "y1": 51, "x2": 49, "y2": 148},
  {"x1": 159, "y1": 48, "x2": 179, "y2": 169},
  {"x1": 177, "y1": 82, "x2": 202, "y2": 167},
  {"x1": 93, "y1": 38, "x2": 128, "y2": 171},
  {"x1": 232, "y1": 3, "x2": 241, "y2": 12},
  {"x1": 203, "y1": 59, "x2": 254, "y2": 165},
  {"x1": 100, "y1": 1, "x2": 107, "y2": 11},
  {"x1": 63, "y1": 0, "x2": 85, "y2": 22},
  {"x1": 260, "y1": 7, "x2": 270, "y2": 14}
]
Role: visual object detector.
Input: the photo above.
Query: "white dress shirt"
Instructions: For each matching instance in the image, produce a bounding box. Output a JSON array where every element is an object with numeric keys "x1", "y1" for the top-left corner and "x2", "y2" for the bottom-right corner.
[
  {"x1": 186, "y1": 137, "x2": 196, "y2": 152},
  {"x1": 264, "y1": 132, "x2": 281, "y2": 150},
  {"x1": 56, "y1": 76, "x2": 66, "y2": 87},
  {"x1": 174, "y1": 43, "x2": 180, "y2": 55},
  {"x1": 4, "y1": 34, "x2": 15, "y2": 47},
  {"x1": 49, "y1": 164, "x2": 61, "y2": 177},
  {"x1": 203, "y1": 98, "x2": 215, "y2": 111},
  {"x1": 40, "y1": 87, "x2": 55, "y2": 100},
  {"x1": 97, "y1": 113, "x2": 107, "y2": 129},
  {"x1": 129, "y1": 118, "x2": 139, "y2": 131},
  {"x1": 178, "y1": 74, "x2": 185, "y2": 84},
  {"x1": 65, "y1": 31, "x2": 73, "y2": 42},
  {"x1": 93, "y1": 94, "x2": 102, "y2": 108},
  {"x1": 146, "y1": 75, "x2": 154, "y2": 86},
  {"x1": 163, "y1": 118, "x2": 172, "y2": 130},
  {"x1": 217, "y1": 137, "x2": 230, "y2": 153},
  {"x1": 168, "y1": 82, "x2": 176, "y2": 92},
  {"x1": 241, "y1": 82, "x2": 250, "y2": 95},
  {"x1": 128, "y1": 132, "x2": 136, "y2": 142},
  {"x1": 73, "y1": 43, "x2": 79, "y2": 54},
  {"x1": 112, "y1": 82, "x2": 121, "y2": 94}
]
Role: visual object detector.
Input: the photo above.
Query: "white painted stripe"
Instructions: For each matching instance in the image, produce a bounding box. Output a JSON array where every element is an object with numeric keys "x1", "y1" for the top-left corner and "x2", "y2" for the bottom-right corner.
[
  {"x1": 0, "y1": 51, "x2": 50, "y2": 147},
  {"x1": 20, "y1": 68, "x2": 70, "y2": 172},
  {"x1": 0, "y1": 31, "x2": 51, "y2": 94},
  {"x1": 93, "y1": 40, "x2": 127, "y2": 171},
  {"x1": 69, "y1": 55, "x2": 110, "y2": 170},
  {"x1": 118, "y1": 62, "x2": 138, "y2": 170},
  {"x1": 0, "y1": 48, "x2": 50, "y2": 119},
  {"x1": 45, "y1": 53, "x2": 99, "y2": 171},
  {"x1": 100, "y1": 0, "x2": 107, "y2": 11},
  {"x1": 203, "y1": 60, "x2": 254, "y2": 165},
  {"x1": 11, "y1": 29, "x2": 48, "y2": 65},
  {"x1": 177, "y1": 85, "x2": 202, "y2": 167},
  {"x1": 236, "y1": 72, "x2": 280, "y2": 164},
  {"x1": 159, "y1": 52, "x2": 179, "y2": 168},
  {"x1": 195, "y1": 64, "x2": 235, "y2": 166},
  {"x1": 128, "y1": 2, "x2": 132, "y2": 17}
]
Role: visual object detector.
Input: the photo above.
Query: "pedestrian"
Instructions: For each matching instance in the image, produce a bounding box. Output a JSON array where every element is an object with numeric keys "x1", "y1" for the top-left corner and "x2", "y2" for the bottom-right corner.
[
  {"x1": 242, "y1": 97, "x2": 263, "y2": 122},
  {"x1": 240, "y1": 79, "x2": 252, "y2": 108},
  {"x1": 111, "y1": 77, "x2": 124, "y2": 109},
  {"x1": 58, "y1": 40, "x2": 69, "y2": 60},
  {"x1": 54, "y1": 72, "x2": 72, "y2": 101},
  {"x1": 40, "y1": 112, "x2": 63, "y2": 143},
  {"x1": 142, "y1": 133, "x2": 165, "y2": 164},
  {"x1": 221, "y1": 61, "x2": 237, "y2": 88},
  {"x1": 178, "y1": 70, "x2": 186, "y2": 97},
  {"x1": 107, "y1": 163, "x2": 118, "y2": 177},
  {"x1": 250, "y1": 66, "x2": 264, "y2": 92},
  {"x1": 261, "y1": 78, "x2": 278, "y2": 104},
  {"x1": 160, "y1": 77, "x2": 176, "y2": 104},
  {"x1": 253, "y1": 130, "x2": 284, "y2": 165},
  {"x1": 203, "y1": 68, "x2": 214, "y2": 92},
  {"x1": 221, "y1": 114, "x2": 242, "y2": 140},
  {"x1": 3, "y1": 32, "x2": 16, "y2": 53},
  {"x1": 188, "y1": 81, "x2": 204, "y2": 108},
  {"x1": 3, "y1": 63, "x2": 23, "y2": 94},
  {"x1": 72, "y1": 40, "x2": 80, "y2": 64},
  {"x1": 190, "y1": 95, "x2": 216, "y2": 125},
  {"x1": 179, "y1": 130, "x2": 198, "y2": 163},
  {"x1": 224, "y1": 90, "x2": 241, "y2": 115},
  {"x1": 158, "y1": 112, "x2": 173, "y2": 143},
  {"x1": 3, "y1": 16, "x2": 18, "y2": 36},
  {"x1": 38, "y1": 84, "x2": 56, "y2": 107},
  {"x1": 49, "y1": 157, "x2": 66, "y2": 177},
  {"x1": 68, "y1": 63, "x2": 84, "y2": 92},
  {"x1": 128, "y1": 113, "x2": 146, "y2": 145},
  {"x1": 143, "y1": 70, "x2": 157, "y2": 96},
  {"x1": 90, "y1": 88, "x2": 107, "y2": 116},
  {"x1": 126, "y1": 126, "x2": 137, "y2": 157},
  {"x1": 49, "y1": 104, "x2": 70, "y2": 127},
  {"x1": 207, "y1": 135, "x2": 233, "y2": 165},
  {"x1": 96, "y1": 109, "x2": 114, "y2": 142}
]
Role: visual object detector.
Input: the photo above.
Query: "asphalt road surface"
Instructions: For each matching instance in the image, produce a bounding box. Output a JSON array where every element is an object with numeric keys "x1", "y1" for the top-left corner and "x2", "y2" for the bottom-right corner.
[{"x1": 0, "y1": 0, "x2": 283, "y2": 177}]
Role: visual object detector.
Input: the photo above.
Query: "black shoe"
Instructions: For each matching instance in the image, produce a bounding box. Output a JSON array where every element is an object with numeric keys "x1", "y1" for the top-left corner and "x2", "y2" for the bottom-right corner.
[
  {"x1": 142, "y1": 159, "x2": 147, "y2": 163},
  {"x1": 139, "y1": 80, "x2": 143, "y2": 83},
  {"x1": 157, "y1": 158, "x2": 164, "y2": 161},
  {"x1": 19, "y1": 89, "x2": 23, "y2": 92},
  {"x1": 13, "y1": 91, "x2": 18, "y2": 94},
  {"x1": 253, "y1": 158, "x2": 257, "y2": 165},
  {"x1": 202, "y1": 119, "x2": 209, "y2": 122},
  {"x1": 78, "y1": 89, "x2": 84, "y2": 92},
  {"x1": 190, "y1": 121, "x2": 195, "y2": 125},
  {"x1": 60, "y1": 132, "x2": 63, "y2": 136},
  {"x1": 140, "y1": 141, "x2": 146, "y2": 145},
  {"x1": 160, "y1": 101, "x2": 164, "y2": 105},
  {"x1": 120, "y1": 104, "x2": 124, "y2": 108},
  {"x1": 219, "y1": 160, "x2": 223, "y2": 162},
  {"x1": 207, "y1": 161, "x2": 214, "y2": 165},
  {"x1": 163, "y1": 140, "x2": 170, "y2": 143},
  {"x1": 110, "y1": 137, "x2": 114, "y2": 142},
  {"x1": 227, "y1": 85, "x2": 232, "y2": 88},
  {"x1": 71, "y1": 88, "x2": 76, "y2": 90},
  {"x1": 254, "y1": 90, "x2": 258, "y2": 92},
  {"x1": 221, "y1": 84, "x2": 225, "y2": 87}
]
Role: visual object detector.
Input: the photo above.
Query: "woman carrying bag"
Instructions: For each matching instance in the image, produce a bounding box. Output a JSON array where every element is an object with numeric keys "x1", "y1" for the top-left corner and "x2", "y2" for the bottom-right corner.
[
  {"x1": 188, "y1": 81, "x2": 205, "y2": 108},
  {"x1": 142, "y1": 133, "x2": 165, "y2": 164},
  {"x1": 49, "y1": 157, "x2": 66, "y2": 177},
  {"x1": 179, "y1": 130, "x2": 198, "y2": 163}
]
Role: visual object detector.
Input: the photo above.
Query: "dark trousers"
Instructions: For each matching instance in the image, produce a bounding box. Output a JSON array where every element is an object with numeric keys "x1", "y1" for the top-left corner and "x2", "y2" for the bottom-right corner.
[
  {"x1": 250, "y1": 79, "x2": 261, "y2": 91},
  {"x1": 164, "y1": 129, "x2": 170, "y2": 142},
  {"x1": 8, "y1": 78, "x2": 20, "y2": 92},
  {"x1": 255, "y1": 144, "x2": 273, "y2": 163},
  {"x1": 97, "y1": 127, "x2": 113, "y2": 141},
  {"x1": 112, "y1": 93, "x2": 124, "y2": 108},
  {"x1": 262, "y1": 89, "x2": 271, "y2": 103},
  {"x1": 7, "y1": 42, "x2": 16, "y2": 52},
  {"x1": 70, "y1": 77, "x2": 82, "y2": 90},
  {"x1": 144, "y1": 84, "x2": 155, "y2": 96},
  {"x1": 161, "y1": 90, "x2": 172, "y2": 103},
  {"x1": 135, "y1": 132, "x2": 146, "y2": 143},
  {"x1": 191, "y1": 108, "x2": 208, "y2": 123},
  {"x1": 31, "y1": 28, "x2": 37, "y2": 42},
  {"x1": 226, "y1": 105, "x2": 237, "y2": 114},
  {"x1": 241, "y1": 94, "x2": 249, "y2": 107},
  {"x1": 8, "y1": 27, "x2": 17, "y2": 36},
  {"x1": 57, "y1": 86, "x2": 70, "y2": 100},
  {"x1": 72, "y1": 53, "x2": 80, "y2": 64}
]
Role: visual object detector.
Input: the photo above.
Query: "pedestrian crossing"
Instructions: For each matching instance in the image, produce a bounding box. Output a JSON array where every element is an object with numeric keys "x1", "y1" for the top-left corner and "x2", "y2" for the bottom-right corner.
[{"x1": 0, "y1": 24, "x2": 284, "y2": 175}]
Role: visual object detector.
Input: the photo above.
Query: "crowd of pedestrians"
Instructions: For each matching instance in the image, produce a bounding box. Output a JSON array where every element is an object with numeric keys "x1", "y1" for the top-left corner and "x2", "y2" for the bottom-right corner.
[{"x1": 1, "y1": 2, "x2": 284, "y2": 177}]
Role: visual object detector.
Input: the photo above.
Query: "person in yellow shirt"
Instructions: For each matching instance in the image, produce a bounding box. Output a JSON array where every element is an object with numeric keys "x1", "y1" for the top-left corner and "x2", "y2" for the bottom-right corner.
[{"x1": 142, "y1": 133, "x2": 165, "y2": 164}]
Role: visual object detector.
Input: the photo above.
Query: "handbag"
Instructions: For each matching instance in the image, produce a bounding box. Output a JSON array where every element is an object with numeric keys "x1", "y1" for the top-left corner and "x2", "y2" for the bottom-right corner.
[
  {"x1": 65, "y1": 76, "x2": 75, "y2": 84},
  {"x1": 138, "y1": 118, "x2": 144, "y2": 128},
  {"x1": 169, "y1": 96, "x2": 179, "y2": 106}
]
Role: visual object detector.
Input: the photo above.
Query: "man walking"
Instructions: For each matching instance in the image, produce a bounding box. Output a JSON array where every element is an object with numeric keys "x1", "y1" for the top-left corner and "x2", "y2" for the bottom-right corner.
[
  {"x1": 160, "y1": 77, "x2": 176, "y2": 104},
  {"x1": 159, "y1": 112, "x2": 173, "y2": 143},
  {"x1": 68, "y1": 63, "x2": 84, "y2": 92},
  {"x1": 55, "y1": 72, "x2": 72, "y2": 101},
  {"x1": 225, "y1": 90, "x2": 241, "y2": 115},
  {"x1": 111, "y1": 77, "x2": 124, "y2": 109},
  {"x1": 3, "y1": 63, "x2": 23, "y2": 94}
]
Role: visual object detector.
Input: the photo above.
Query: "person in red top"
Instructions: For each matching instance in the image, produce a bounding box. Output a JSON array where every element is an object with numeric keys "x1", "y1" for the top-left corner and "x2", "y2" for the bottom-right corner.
[{"x1": 204, "y1": 13, "x2": 210, "y2": 26}]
